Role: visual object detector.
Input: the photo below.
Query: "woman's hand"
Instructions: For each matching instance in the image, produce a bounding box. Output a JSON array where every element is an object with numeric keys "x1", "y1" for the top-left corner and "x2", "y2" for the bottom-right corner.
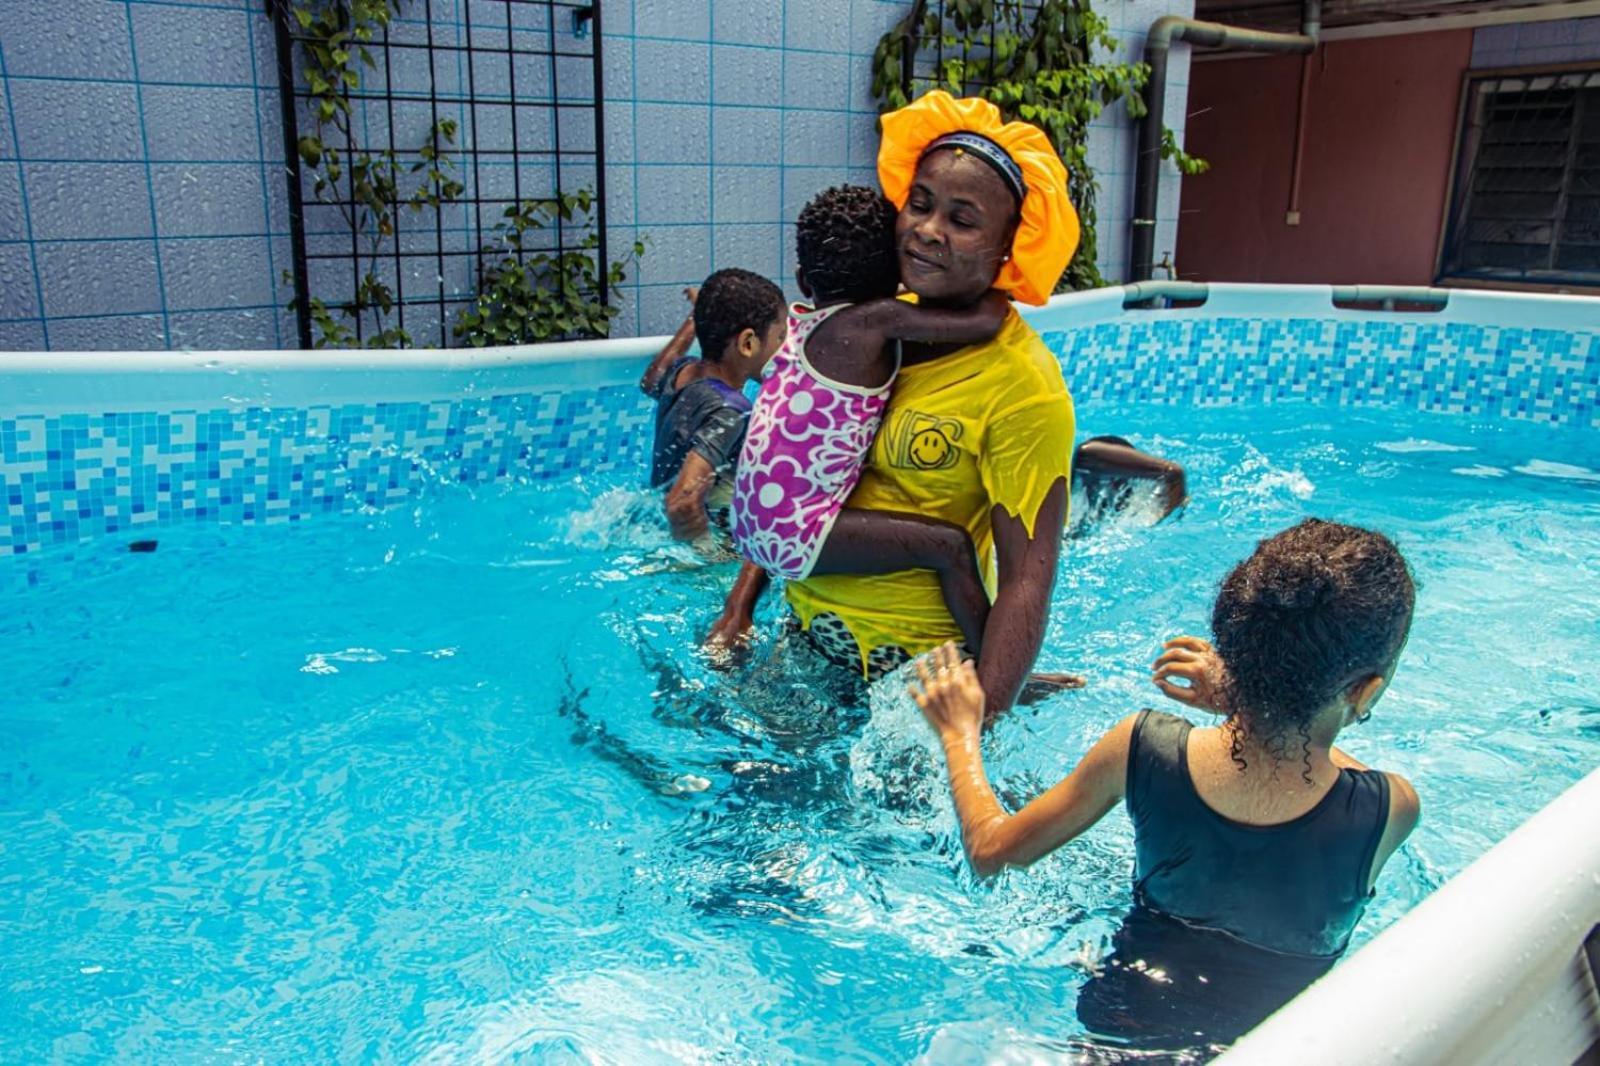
[
  {"x1": 1152, "y1": 636, "x2": 1229, "y2": 713},
  {"x1": 910, "y1": 642, "x2": 987, "y2": 742}
]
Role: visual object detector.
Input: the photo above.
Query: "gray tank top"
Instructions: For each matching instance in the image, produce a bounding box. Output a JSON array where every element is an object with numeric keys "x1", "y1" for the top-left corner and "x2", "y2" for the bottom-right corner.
[{"x1": 1126, "y1": 710, "x2": 1391, "y2": 958}]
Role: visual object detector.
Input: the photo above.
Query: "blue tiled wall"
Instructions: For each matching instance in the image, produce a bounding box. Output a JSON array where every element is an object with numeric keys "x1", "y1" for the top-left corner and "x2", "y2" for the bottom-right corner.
[
  {"x1": 1472, "y1": 16, "x2": 1600, "y2": 69},
  {"x1": 601, "y1": 0, "x2": 1196, "y2": 336},
  {"x1": 0, "y1": 0, "x2": 1194, "y2": 351},
  {"x1": 0, "y1": 0, "x2": 294, "y2": 353}
]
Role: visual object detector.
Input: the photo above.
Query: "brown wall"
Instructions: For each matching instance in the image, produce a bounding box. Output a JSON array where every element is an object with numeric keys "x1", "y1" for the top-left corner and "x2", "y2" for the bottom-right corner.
[{"x1": 1175, "y1": 31, "x2": 1473, "y2": 285}]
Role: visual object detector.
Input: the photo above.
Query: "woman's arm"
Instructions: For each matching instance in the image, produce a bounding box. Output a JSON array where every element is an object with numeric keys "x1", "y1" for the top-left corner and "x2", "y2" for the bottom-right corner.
[
  {"x1": 911, "y1": 643, "x2": 1134, "y2": 876},
  {"x1": 977, "y1": 477, "x2": 1069, "y2": 721}
]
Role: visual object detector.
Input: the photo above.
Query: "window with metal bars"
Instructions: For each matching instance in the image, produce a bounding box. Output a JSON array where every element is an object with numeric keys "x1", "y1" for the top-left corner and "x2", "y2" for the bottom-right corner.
[{"x1": 1438, "y1": 67, "x2": 1600, "y2": 289}]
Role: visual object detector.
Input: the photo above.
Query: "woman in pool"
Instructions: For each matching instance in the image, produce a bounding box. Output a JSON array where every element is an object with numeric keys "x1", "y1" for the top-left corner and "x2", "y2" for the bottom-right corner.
[
  {"x1": 718, "y1": 92, "x2": 1082, "y2": 714},
  {"x1": 910, "y1": 518, "x2": 1422, "y2": 1044}
]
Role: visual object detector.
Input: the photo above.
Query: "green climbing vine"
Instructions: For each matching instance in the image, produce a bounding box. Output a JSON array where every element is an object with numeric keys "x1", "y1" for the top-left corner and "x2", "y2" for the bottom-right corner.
[
  {"x1": 1162, "y1": 126, "x2": 1209, "y2": 176},
  {"x1": 282, "y1": 0, "x2": 464, "y2": 347},
  {"x1": 872, "y1": 0, "x2": 1206, "y2": 289},
  {"x1": 453, "y1": 192, "x2": 645, "y2": 346},
  {"x1": 281, "y1": 0, "x2": 638, "y2": 348}
]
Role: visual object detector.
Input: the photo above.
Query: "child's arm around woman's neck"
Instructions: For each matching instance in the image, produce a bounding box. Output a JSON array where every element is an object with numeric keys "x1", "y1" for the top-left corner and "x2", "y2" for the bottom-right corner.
[{"x1": 803, "y1": 289, "x2": 1011, "y2": 389}]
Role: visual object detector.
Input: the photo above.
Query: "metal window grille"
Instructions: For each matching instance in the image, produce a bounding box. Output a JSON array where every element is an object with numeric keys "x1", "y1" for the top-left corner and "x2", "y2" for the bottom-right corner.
[
  {"x1": 270, "y1": 0, "x2": 607, "y2": 349},
  {"x1": 1438, "y1": 66, "x2": 1600, "y2": 288},
  {"x1": 898, "y1": 1, "x2": 1047, "y2": 100}
]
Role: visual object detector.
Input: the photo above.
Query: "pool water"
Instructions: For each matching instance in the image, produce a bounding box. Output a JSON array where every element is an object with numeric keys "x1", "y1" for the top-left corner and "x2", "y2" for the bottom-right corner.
[{"x1": 2, "y1": 401, "x2": 1597, "y2": 1062}]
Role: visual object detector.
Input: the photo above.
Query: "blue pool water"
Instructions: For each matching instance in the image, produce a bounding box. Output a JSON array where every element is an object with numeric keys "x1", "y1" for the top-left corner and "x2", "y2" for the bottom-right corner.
[{"x1": 2, "y1": 401, "x2": 1597, "y2": 1061}]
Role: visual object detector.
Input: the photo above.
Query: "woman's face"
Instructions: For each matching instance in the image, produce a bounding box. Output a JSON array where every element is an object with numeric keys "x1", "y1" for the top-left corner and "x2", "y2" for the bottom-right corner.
[{"x1": 895, "y1": 149, "x2": 1019, "y2": 304}]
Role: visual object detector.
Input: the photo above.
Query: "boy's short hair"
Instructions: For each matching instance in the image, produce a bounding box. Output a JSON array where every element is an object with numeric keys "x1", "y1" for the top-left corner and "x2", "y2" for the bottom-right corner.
[
  {"x1": 693, "y1": 268, "x2": 785, "y2": 362},
  {"x1": 796, "y1": 185, "x2": 899, "y2": 304}
]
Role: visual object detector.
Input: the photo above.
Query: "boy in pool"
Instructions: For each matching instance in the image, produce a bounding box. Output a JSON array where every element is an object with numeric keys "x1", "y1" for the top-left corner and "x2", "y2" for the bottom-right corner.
[
  {"x1": 722, "y1": 185, "x2": 1015, "y2": 655},
  {"x1": 910, "y1": 518, "x2": 1422, "y2": 1043},
  {"x1": 640, "y1": 269, "x2": 787, "y2": 543}
]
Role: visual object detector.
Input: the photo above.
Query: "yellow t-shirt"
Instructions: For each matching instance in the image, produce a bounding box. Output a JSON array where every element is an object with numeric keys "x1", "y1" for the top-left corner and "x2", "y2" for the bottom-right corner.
[{"x1": 785, "y1": 308, "x2": 1076, "y2": 670}]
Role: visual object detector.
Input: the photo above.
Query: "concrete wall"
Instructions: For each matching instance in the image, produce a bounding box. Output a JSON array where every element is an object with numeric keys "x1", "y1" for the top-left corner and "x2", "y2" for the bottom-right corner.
[
  {"x1": 0, "y1": 0, "x2": 1194, "y2": 351},
  {"x1": 1174, "y1": 16, "x2": 1600, "y2": 286},
  {"x1": 1175, "y1": 30, "x2": 1473, "y2": 285}
]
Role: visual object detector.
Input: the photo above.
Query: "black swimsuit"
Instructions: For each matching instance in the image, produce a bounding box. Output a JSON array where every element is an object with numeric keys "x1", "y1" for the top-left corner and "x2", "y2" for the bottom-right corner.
[
  {"x1": 1126, "y1": 709, "x2": 1391, "y2": 958},
  {"x1": 1077, "y1": 710, "x2": 1393, "y2": 1047}
]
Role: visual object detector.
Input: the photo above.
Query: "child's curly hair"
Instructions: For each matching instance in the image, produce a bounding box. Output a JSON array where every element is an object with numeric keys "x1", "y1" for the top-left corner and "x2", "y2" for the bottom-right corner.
[
  {"x1": 1212, "y1": 519, "x2": 1415, "y2": 770},
  {"x1": 692, "y1": 268, "x2": 785, "y2": 363},
  {"x1": 795, "y1": 185, "x2": 899, "y2": 304}
]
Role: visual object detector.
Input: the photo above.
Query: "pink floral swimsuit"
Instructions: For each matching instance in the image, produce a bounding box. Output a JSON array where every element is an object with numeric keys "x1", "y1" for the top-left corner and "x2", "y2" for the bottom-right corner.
[{"x1": 731, "y1": 303, "x2": 898, "y2": 579}]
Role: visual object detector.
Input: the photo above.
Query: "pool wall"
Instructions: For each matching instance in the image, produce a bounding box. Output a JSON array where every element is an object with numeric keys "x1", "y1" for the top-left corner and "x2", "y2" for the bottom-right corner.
[
  {"x1": 1218, "y1": 764, "x2": 1600, "y2": 1066},
  {"x1": 1, "y1": 282, "x2": 1596, "y2": 557}
]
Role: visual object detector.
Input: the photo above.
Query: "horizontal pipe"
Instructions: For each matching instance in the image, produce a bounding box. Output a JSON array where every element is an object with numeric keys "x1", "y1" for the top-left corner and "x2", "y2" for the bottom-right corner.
[
  {"x1": 1146, "y1": 13, "x2": 1318, "y2": 53},
  {"x1": 1120, "y1": 282, "x2": 1453, "y2": 312},
  {"x1": 1122, "y1": 280, "x2": 1212, "y2": 307},
  {"x1": 1331, "y1": 284, "x2": 1451, "y2": 309}
]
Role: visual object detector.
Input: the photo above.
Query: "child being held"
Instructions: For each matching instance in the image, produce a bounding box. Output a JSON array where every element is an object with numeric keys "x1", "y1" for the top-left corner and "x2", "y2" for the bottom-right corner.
[
  {"x1": 722, "y1": 186, "x2": 1010, "y2": 653},
  {"x1": 640, "y1": 269, "x2": 787, "y2": 543},
  {"x1": 910, "y1": 518, "x2": 1423, "y2": 1044}
]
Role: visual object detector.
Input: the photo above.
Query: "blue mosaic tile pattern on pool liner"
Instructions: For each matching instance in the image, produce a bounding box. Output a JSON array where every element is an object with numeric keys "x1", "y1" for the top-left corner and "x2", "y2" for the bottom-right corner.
[
  {"x1": 3, "y1": 386, "x2": 654, "y2": 556},
  {"x1": 3, "y1": 316, "x2": 1597, "y2": 556},
  {"x1": 1050, "y1": 318, "x2": 1600, "y2": 430}
]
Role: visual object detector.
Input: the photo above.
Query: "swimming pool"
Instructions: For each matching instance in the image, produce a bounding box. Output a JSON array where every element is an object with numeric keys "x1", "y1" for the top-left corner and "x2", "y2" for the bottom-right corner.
[{"x1": 2, "y1": 284, "x2": 1597, "y2": 1060}]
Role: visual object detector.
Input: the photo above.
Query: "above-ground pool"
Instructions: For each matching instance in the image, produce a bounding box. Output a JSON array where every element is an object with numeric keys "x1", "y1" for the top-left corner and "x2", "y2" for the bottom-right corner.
[{"x1": 3, "y1": 285, "x2": 1597, "y2": 1061}]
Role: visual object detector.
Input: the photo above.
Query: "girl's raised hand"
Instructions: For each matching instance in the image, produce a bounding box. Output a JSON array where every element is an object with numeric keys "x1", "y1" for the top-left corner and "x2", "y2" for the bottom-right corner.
[
  {"x1": 1152, "y1": 635, "x2": 1229, "y2": 714},
  {"x1": 909, "y1": 642, "x2": 986, "y2": 740}
]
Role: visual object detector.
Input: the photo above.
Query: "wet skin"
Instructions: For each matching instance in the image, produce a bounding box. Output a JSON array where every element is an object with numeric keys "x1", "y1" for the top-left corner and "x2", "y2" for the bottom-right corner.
[{"x1": 892, "y1": 148, "x2": 1078, "y2": 717}]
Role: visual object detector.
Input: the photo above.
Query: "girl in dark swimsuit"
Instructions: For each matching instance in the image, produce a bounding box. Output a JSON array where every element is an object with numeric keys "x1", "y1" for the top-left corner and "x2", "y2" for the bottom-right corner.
[{"x1": 910, "y1": 518, "x2": 1422, "y2": 1045}]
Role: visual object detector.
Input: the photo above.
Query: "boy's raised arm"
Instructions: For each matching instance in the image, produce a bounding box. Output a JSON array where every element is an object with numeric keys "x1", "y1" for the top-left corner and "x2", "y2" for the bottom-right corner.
[{"x1": 639, "y1": 287, "x2": 700, "y2": 395}]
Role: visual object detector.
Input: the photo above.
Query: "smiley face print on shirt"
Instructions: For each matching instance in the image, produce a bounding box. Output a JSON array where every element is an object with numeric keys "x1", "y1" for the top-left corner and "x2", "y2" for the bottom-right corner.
[{"x1": 883, "y1": 410, "x2": 964, "y2": 471}]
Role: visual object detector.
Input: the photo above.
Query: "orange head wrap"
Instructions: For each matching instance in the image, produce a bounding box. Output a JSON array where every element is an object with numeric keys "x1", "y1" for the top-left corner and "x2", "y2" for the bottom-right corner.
[{"x1": 877, "y1": 90, "x2": 1079, "y2": 306}]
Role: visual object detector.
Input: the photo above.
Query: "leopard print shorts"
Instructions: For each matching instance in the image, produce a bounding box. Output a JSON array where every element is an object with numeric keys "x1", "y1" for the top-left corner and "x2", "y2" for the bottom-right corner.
[{"x1": 801, "y1": 612, "x2": 913, "y2": 681}]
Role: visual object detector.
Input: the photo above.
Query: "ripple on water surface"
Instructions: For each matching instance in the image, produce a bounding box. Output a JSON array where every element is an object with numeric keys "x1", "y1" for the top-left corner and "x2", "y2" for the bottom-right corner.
[{"x1": 1, "y1": 404, "x2": 1596, "y2": 1061}]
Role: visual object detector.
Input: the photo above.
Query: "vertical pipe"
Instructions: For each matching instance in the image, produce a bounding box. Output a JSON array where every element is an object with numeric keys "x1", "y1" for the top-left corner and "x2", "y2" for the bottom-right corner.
[
  {"x1": 1129, "y1": 3, "x2": 1319, "y2": 282},
  {"x1": 1286, "y1": 48, "x2": 1315, "y2": 225},
  {"x1": 1130, "y1": 39, "x2": 1170, "y2": 282}
]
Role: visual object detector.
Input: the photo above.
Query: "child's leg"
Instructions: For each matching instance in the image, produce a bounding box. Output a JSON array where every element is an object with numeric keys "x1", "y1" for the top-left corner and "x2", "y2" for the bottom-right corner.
[{"x1": 808, "y1": 509, "x2": 989, "y2": 653}]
